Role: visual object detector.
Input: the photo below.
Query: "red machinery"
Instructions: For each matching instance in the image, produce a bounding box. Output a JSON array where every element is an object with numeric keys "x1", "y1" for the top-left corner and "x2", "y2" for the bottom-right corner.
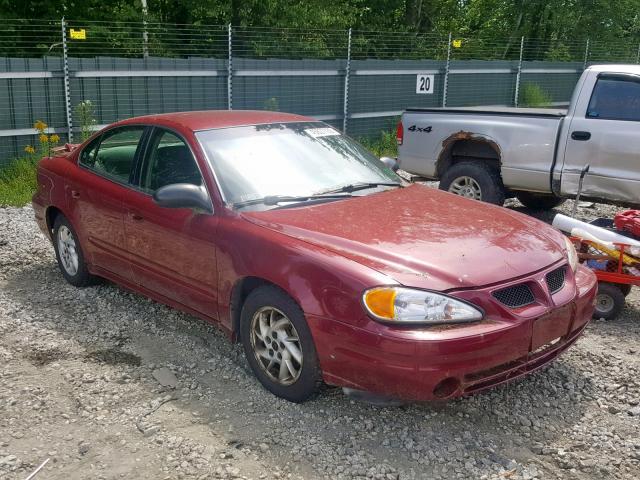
[
  {"x1": 573, "y1": 211, "x2": 639, "y2": 320},
  {"x1": 614, "y1": 210, "x2": 640, "y2": 238}
]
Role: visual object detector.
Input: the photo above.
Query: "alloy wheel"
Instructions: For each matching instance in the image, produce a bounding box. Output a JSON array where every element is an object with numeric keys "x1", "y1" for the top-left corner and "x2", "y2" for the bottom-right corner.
[
  {"x1": 57, "y1": 225, "x2": 79, "y2": 276},
  {"x1": 448, "y1": 176, "x2": 482, "y2": 200},
  {"x1": 250, "y1": 306, "x2": 303, "y2": 385}
]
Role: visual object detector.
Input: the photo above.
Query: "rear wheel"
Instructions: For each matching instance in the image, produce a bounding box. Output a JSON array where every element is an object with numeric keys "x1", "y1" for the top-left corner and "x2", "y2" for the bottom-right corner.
[
  {"x1": 516, "y1": 191, "x2": 566, "y2": 210},
  {"x1": 52, "y1": 215, "x2": 97, "y2": 287},
  {"x1": 240, "y1": 285, "x2": 322, "y2": 402},
  {"x1": 593, "y1": 283, "x2": 625, "y2": 320},
  {"x1": 439, "y1": 161, "x2": 505, "y2": 205}
]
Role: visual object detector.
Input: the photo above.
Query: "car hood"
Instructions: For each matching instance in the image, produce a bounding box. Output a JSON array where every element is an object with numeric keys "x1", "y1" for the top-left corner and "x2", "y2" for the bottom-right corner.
[{"x1": 241, "y1": 184, "x2": 566, "y2": 291}]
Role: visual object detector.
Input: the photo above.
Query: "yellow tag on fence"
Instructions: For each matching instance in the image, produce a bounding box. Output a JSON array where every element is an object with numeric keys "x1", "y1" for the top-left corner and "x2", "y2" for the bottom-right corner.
[
  {"x1": 70, "y1": 29, "x2": 86, "y2": 40},
  {"x1": 452, "y1": 39, "x2": 462, "y2": 48}
]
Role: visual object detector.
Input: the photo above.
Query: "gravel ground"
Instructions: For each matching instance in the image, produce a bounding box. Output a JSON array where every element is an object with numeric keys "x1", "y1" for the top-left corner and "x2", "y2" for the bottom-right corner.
[{"x1": 1, "y1": 193, "x2": 639, "y2": 480}]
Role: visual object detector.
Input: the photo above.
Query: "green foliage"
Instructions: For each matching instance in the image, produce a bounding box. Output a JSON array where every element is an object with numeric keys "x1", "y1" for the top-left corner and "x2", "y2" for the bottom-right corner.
[
  {"x1": 0, "y1": 156, "x2": 38, "y2": 207},
  {"x1": 75, "y1": 100, "x2": 97, "y2": 142},
  {"x1": 520, "y1": 83, "x2": 553, "y2": 107},
  {"x1": 359, "y1": 130, "x2": 398, "y2": 158},
  {"x1": 263, "y1": 97, "x2": 280, "y2": 111},
  {"x1": 2, "y1": 1, "x2": 639, "y2": 61}
]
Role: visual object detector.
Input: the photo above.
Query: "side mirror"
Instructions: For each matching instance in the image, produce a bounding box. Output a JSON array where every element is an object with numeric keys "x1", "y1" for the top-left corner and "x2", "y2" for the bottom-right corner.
[
  {"x1": 153, "y1": 183, "x2": 212, "y2": 213},
  {"x1": 380, "y1": 156, "x2": 399, "y2": 172}
]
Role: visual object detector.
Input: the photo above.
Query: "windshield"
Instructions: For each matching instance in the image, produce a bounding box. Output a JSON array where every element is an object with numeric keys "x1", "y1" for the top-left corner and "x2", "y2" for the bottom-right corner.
[{"x1": 196, "y1": 122, "x2": 400, "y2": 207}]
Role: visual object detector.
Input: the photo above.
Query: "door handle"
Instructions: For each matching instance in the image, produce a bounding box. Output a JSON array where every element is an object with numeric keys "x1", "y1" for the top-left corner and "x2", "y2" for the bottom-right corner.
[
  {"x1": 571, "y1": 131, "x2": 591, "y2": 141},
  {"x1": 71, "y1": 190, "x2": 80, "y2": 199},
  {"x1": 129, "y1": 212, "x2": 144, "y2": 221}
]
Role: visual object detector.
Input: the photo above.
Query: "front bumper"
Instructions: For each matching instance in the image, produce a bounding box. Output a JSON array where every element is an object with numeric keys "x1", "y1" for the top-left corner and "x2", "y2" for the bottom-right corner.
[{"x1": 308, "y1": 264, "x2": 597, "y2": 401}]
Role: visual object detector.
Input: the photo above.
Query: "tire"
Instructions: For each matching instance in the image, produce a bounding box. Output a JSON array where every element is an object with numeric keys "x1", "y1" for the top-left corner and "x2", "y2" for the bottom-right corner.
[
  {"x1": 439, "y1": 161, "x2": 505, "y2": 205},
  {"x1": 620, "y1": 284, "x2": 632, "y2": 297},
  {"x1": 52, "y1": 215, "x2": 97, "y2": 287},
  {"x1": 516, "y1": 191, "x2": 566, "y2": 210},
  {"x1": 240, "y1": 285, "x2": 322, "y2": 402},
  {"x1": 593, "y1": 283, "x2": 625, "y2": 320}
]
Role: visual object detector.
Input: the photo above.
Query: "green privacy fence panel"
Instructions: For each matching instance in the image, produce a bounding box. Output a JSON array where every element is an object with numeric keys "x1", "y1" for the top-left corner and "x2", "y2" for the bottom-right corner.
[
  {"x1": 68, "y1": 57, "x2": 228, "y2": 126},
  {"x1": 231, "y1": 58, "x2": 345, "y2": 118},
  {"x1": 2, "y1": 20, "x2": 640, "y2": 168}
]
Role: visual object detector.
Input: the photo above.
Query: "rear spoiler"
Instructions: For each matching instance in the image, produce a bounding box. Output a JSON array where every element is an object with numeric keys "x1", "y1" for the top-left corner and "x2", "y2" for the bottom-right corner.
[{"x1": 51, "y1": 143, "x2": 80, "y2": 155}]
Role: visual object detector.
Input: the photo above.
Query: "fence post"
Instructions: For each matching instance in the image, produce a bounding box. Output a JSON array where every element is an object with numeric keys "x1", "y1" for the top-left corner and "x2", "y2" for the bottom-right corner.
[
  {"x1": 342, "y1": 28, "x2": 352, "y2": 133},
  {"x1": 227, "y1": 23, "x2": 233, "y2": 110},
  {"x1": 514, "y1": 36, "x2": 524, "y2": 107},
  {"x1": 442, "y1": 32, "x2": 452, "y2": 107},
  {"x1": 583, "y1": 38, "x2": 590, "y2": 70},
  {"x1": 61, "y1": 18, "x2": 73, "y2": 142},
  {"x1": 141, "y1": 0, "x2": 149, "y2": 58}
]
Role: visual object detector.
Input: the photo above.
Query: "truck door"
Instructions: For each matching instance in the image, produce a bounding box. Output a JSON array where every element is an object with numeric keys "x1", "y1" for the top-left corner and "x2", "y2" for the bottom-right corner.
[{"x1": 561, "y1": 73, "x2": 640, "y2": 205}]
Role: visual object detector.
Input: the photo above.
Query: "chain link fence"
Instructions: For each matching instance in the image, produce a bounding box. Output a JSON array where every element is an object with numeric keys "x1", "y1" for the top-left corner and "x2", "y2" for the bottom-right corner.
[{"x1": 1, "y1": 18, "x2": 639, "y2": 167}]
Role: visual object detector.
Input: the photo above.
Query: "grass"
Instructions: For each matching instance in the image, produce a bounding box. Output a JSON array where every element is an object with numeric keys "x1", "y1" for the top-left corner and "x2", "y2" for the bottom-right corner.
[
  {"x1": 0, "y1": 156, "x2": 38, "y2": 207},
  {"x1": 359, "y1": 129, "x2": 398, "y2": 158},
  {"x1": 520, "y1": 83, "x2": 553, "y2": 107}
]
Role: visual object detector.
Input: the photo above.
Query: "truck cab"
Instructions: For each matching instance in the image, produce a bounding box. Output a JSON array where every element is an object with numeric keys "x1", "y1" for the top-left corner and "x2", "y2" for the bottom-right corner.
[{"x1": 554, "y1": 65, "x2": 640, "y2": 205}]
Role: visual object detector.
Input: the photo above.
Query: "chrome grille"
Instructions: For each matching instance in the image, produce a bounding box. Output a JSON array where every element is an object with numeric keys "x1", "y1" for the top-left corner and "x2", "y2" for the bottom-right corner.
[
  {"x1": 492, "y1": 284, "x2": 535, "y2": 308},
  {"x1": 545, "y1": 267, "x2": 566, "y2": 294}
]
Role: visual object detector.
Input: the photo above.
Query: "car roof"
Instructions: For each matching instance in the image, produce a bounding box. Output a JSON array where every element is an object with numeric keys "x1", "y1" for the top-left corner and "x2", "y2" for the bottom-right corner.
[
  {"x1": 587, "y1": 64, "x2": 640, "y2": 75},
  {"x1": 114, "y1": 110, "x2": 315, "y2": 132}
]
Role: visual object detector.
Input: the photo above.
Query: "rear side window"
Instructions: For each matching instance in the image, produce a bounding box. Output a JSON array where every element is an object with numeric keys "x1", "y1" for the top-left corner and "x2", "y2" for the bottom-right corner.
[
  {"x1": 587, "y1": 76, "x2": 640, "y2": 121},
  {"x1": 141, "y1": 129, "x2": 202, "y2": 193},
  {"x1": 80, "y1": 127, "x2": 145, "y2": 182}
]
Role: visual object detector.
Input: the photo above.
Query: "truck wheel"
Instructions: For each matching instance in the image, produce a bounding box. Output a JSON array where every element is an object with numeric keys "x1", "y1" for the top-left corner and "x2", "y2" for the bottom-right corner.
[
  {"x1": 439, "y1": 161, "x2": 505, "y2": 205},
  {"x1": 516, "y1": 192, "x2": 566, "y2": 210},
  {"x1": 593, "y1": 283, "x2": 625, "y2": 320}
]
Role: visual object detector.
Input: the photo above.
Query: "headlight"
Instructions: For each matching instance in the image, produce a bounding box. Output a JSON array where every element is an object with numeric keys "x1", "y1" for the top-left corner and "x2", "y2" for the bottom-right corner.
[
  {"x1": 362, "y1": 286, "x2": 484, "y2": 325},
  {"x1": 563, "y1": 236, "x2": 579, "y2": 272}
]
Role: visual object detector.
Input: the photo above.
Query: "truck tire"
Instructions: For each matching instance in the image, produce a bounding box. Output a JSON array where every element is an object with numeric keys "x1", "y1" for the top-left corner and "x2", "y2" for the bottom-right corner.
[
  {"x1": 516, "y1": 192, "x2": 566, "y2": 210},
  {"x1": 439, "y1": 161, "x2": 505, "y2": 206}
]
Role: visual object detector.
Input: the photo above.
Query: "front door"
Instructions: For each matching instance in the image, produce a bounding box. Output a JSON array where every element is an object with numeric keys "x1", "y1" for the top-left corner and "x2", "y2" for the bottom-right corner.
[
  {"x1": 561, "y1": 73, "x2": 640, "y2": 204},
  {"x1": 67, "y1": 126, "x2": 147, "y2": 281},
  {"x1": 123, "y1": 127, "x2": 219, "y2": 318}
]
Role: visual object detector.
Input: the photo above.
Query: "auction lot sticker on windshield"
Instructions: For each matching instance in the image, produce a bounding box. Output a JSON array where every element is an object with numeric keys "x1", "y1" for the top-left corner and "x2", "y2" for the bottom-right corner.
[{"x1": 305, "y1": 127, "x2": 339, "y2": 138}]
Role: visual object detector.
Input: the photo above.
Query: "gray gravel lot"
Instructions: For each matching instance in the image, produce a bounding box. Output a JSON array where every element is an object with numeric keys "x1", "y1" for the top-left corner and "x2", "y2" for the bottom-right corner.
[{"x1": 0, "y1": 193, "x2": 639, "y2": 480}]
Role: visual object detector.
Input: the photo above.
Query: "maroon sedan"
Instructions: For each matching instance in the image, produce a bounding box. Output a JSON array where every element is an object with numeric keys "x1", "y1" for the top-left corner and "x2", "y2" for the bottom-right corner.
[{"x1": 32, "y1": 111, "x2": 597, "y2": 402}]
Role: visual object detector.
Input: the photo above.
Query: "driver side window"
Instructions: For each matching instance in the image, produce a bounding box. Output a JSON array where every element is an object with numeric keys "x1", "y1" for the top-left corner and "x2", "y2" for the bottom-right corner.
[{"x1": 141, "y1": 129, "x2": 203, "y2": 193}]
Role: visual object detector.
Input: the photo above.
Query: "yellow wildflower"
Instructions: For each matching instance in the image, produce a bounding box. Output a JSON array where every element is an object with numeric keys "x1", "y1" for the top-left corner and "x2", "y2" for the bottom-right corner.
[
  {"x1": 49, "y1": 134, "x2": 60, "y2": 144},
  {"x1": 39, "y1": 134, "x2": 49, "y2": 143},
  {"x1": 24, "y1": 145, "x2": 36, "y2": 154},
  {"x1": 34, "y1": 120, "x2": 47, "y2": 132}
]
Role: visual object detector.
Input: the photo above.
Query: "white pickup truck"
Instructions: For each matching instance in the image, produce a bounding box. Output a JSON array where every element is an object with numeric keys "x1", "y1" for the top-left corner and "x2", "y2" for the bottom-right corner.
[{"x1": 397, "y1": 64, "x2": 640, "y2": 209}]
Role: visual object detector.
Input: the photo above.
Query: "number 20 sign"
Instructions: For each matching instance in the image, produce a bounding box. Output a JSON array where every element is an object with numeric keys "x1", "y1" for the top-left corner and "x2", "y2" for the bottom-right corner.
[{"x1": 416, "y1": 74, "x2": 434, "y2": 94}]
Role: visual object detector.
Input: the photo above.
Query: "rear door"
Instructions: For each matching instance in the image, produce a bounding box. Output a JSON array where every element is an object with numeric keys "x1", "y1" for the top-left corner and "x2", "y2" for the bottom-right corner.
[
  {"x1": 68, "y1": 125, "x2": 147, "y2": 281},
  {"x1": 122, "y1": 127, "x2": 219, "y2": 317},
  {"x1": 561, "y1": 73, "x2": 640, "y2": 203}
]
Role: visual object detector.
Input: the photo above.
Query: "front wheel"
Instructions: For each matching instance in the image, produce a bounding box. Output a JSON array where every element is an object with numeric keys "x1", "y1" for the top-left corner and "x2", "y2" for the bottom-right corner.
[
  {"x1": 593, "y1": 283, "x2": 625, "y2": 320},
  {"x1": 516, "y1": 191, "x2": 566, "y2": 210},
  {"x1": 240, "y1": 285, "x2": 322, "y2": 402},
  {"x1": 439, "y1": 161, "x2": 505, "y2": 205}
]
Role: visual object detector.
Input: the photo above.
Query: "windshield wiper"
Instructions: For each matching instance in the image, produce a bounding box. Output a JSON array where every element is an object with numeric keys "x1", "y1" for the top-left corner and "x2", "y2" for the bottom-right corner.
[
  {"x1": 233, "y1": 193, "x2": 353, "y2": 209},
  {"x1": 316, "y1": 181, "x2": 403, "y2": 195}
]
